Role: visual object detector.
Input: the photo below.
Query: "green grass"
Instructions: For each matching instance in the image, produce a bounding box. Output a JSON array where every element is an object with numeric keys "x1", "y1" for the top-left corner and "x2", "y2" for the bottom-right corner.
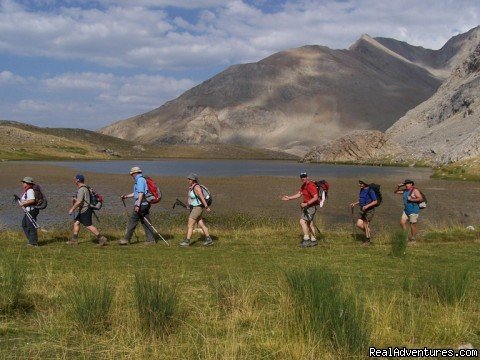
[
  {"x1": 0, "y1": 214, "x2": 479, "y2": 358},
  {"x1": 68, "y1": 280, "x2": 115, "y2": 333},
  {"x1": 286, "y1": 267, "x2": 370, "y2": 355},
  {"x1": 133, "y1": 272, "x2": 180, "y2": 337},
  {"x1": 390, "y1": 230, "x2": 408, "y2": 258}
]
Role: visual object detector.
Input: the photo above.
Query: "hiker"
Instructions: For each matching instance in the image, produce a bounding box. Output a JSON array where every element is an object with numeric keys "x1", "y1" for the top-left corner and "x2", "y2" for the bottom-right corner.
[
  {"x1": 180, "y1": 173, "x2": 214, "y2": 247},
  {"x1": 281, "y1": 171, "x2": 320, "y2": 247},
  {"x1": 18, "y1": 177, "x2": 39, "y2": 247},
  {"x1": 68, "y1": 174, "x2": 108, "y2": 246},
  {"x1": 350, "y1": 180, "x2": 378, "y2": 245},
  {"x1": 119, "y1": 167, "x2": 156, "y2": 245},
  {"x1": 394, "y1": 179, "x2": 423, "y2": 244}
]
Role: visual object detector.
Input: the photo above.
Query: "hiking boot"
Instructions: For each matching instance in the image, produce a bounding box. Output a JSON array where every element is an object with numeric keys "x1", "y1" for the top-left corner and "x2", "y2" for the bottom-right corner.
[
  {"x1": 203, "y1": 237, "x2": 214, "y2": 246},
  {"x1": 143, "y1": 241, "x2": 156, "y2": 246},
  {"x1": 299, "y1": 239, "x2": 311, "y2": 248},
  {"x1": 118, "y1": 239, "x2": 129, "y2": 245},
  {"x1": 308, "y1": 240, "x2": 318, "y2": 247},
  {"x1": 362, "y1": 240, "x2": 371, "y2": 246},
  {"x1": 27, "y1": 243, "x2": 39, "y2": 247},
  {"x1": 179, "y1": 239, "x2": 190, "y2": 247},
  {"x1": 97, "y1": 236, "x2": 108, "y2": 247},
  {"x1": 66, "y1": 239, "x2": 78, "y2": 245}
]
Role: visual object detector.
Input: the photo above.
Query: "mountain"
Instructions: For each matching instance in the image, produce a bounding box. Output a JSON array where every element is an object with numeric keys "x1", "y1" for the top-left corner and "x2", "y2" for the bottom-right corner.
[
  {"x1": 0, "y1": 120, "x2": 296, "y2": 160},
  {"x1": 100, "y1": 34, "x2": 442, "y2": 156},
  {"x1": 386, "y1": 27, "x2": 480, "y2": 164}
]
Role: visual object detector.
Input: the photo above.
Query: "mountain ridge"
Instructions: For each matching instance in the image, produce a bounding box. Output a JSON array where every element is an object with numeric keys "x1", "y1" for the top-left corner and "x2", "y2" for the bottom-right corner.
[{"x1": 100, "y1": 31, "x2": 445, "y2": 155}]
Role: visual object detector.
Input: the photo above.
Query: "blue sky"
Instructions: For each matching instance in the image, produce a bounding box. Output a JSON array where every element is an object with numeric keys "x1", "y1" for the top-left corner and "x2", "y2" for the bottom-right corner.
[{"x1": 0, "y1": 0, "x2": 478, "y2": 129}]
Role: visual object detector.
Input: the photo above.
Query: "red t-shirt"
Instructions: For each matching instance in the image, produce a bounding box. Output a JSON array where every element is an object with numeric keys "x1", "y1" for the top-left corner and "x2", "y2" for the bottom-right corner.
[{"x1": 300, "y1": 181, "x2": 320, "y2": 206}]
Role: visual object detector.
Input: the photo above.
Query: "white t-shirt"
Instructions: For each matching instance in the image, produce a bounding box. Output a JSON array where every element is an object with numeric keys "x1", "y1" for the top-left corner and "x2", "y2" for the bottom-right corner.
[{"x1": 22, "y1": 189, "x2": 35, "y2": 211}]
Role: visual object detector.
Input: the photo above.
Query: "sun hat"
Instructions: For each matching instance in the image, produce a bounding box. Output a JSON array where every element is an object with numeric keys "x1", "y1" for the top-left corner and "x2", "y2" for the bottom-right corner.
[
  {"x1": 21, "y1": 176, "x2": 35, "y2": 184},
  {"x1": 130, "y1": 166, "x2": 142, "y2": 175},
  {"x1": 359, "y1": 180, "x2": 368, "y2": 185},
  {"x1": 187, "y1": 173, "x2": 199, "y2": 181}
]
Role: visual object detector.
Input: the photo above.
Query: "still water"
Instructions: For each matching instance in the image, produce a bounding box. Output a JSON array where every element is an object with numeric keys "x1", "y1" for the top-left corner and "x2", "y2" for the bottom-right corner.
[{"x1": 38, "y1": 159, "x2": 432, "y2": 179}]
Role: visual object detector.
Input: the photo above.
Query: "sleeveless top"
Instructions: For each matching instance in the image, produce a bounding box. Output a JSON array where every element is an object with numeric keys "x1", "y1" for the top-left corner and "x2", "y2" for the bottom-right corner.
[
  {"x1": 188, "y1": 185, "x2": 202, "y2": 207},
  {"x1": 403, "y1": 190, "x2": 420, "y2": 215}
]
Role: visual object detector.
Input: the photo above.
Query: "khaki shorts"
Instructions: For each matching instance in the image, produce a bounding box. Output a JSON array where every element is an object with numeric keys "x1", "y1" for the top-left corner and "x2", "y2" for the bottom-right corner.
[
  {"x1": 359, "y1": 208, "x2": 375, "y2": 222},
  {"x1": 402, "y1": 212, "x2": 419, "y2": 224},
  {"x1": 189, "y1": 206, "x2": 204, "y2": 221},
  {"x1": 301, "y1": 206, "x2": 317, "y2": 221}
]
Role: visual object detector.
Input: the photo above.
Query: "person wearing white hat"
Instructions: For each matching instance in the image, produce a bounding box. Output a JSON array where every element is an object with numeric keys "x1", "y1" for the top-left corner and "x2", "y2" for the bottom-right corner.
[
  {"x1": 19, "y1": 177, "x2": 39, "y2": 246},
  {"x1": 119, "y1": 166, "x2": 156, "y2": 245}
]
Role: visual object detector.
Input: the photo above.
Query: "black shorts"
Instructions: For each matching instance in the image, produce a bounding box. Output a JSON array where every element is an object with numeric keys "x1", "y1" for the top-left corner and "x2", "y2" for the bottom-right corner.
[{"x1": 75, "y1": 208, "x2": 93, "y2": 227}]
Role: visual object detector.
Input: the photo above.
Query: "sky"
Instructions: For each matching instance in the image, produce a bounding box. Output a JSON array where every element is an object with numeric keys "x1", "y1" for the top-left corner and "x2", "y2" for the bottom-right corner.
[{"x1": 0, "y1": 0, "x2": 479, "y2": 130}]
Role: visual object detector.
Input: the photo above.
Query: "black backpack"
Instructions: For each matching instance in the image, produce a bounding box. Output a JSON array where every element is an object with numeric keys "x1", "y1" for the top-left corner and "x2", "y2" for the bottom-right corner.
[
  {"x1": 368, "y1": 183, "x2": 382, "y2": 207},
  {"x1": 32, "y1": 184, "x2": 48, "y2": 210}
]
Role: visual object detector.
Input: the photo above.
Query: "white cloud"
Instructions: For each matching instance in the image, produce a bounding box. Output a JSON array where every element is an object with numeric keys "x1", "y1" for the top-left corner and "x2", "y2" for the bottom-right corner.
[
  {"x1": 1, "y1": 0, "x2": 478, "y2": 72},
  {"x1": 0, "y1": 70, "x2": 196, "y2": 128},
  {"x1": 0, "y1": 0, "x2": 478, "y2": 128}
]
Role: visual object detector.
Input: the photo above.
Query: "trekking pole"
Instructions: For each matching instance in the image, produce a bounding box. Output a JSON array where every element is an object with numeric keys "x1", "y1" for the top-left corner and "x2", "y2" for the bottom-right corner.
[
  {"x1": 13, "y1": 194, "x2": 40, "y2": 229},
  {"x1": 121, "y1": 197, "x2": 139, "y2": 243},
  {"x1": 312, "y1": 221, "x2": 327, "y2": 244},
  {"x1": 92, "y1": 210, "x2": 100, "y2": 223},
  {"x1": 351, "y1": 206, "x2": 357, "y2": 241},
  {"x1": 173, "y1": 198, "x2": 188, "y2": 209},
  {"x1": 141, "y1": 215, "x2": 169, "y2": 246}
]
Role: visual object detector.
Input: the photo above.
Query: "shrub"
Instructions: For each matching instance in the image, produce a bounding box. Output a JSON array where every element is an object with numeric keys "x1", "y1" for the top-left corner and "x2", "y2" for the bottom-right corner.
[
  {"x1": 390, "y1": 231, "x2": 408, "y2": 258},
  {"x1": 286, "y1": 267, "x2": 370, "y2": 354},
  {"x1": 134, "y1": 272, "x2": 179, "y2": 337},
  {"x1": 0, "y1": 258, "x2": 31, "y2": 313},
  {"x1": 69, "y1": 280, "x2": 115, "y2": 333}
]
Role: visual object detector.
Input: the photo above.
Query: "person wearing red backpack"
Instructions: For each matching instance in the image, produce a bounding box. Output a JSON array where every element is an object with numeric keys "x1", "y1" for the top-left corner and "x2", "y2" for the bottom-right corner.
[
  {"x1": 281, "y1": 171, "x2": 320, "y2": 248},
  {"x1": 119, "y1": 167, "x2": 156, "y2": 245},
  {"x1": 67, "y1": 174, "x2": 108, "y2": 246}
]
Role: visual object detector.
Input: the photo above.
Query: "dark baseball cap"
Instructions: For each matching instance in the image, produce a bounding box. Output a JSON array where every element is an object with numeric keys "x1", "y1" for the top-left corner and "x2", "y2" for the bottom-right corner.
[
  {"x1": 75, "y1": 174, "x2": 85, "y2": 182},
  {"x1": 299, "y1": 171, "x2": 308, "y2": 178},
  {"x1": 403, "y1": 179, "x2": 414, "y2": 184}
]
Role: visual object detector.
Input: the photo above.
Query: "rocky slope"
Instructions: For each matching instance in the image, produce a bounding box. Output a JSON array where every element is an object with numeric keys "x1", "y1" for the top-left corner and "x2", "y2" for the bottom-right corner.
[
  {"x1": 387, "y1": 27, "x2": 480, "y2": 164},
  {"x1": 100, "y1": 34, "x2": 442, "y2": 156},
  {"x1": 302, "y1": 26, "x2": 480, "y2": 165},
  {"x1": 301, "y1": 130, "x2": 406, "y2": 164},
  {"x1": 0, "y1": 121, "x2": 296, "y2": 160}
]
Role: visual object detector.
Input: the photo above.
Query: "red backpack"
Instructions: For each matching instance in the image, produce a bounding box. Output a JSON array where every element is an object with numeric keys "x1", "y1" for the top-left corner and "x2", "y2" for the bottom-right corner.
[{"x1": 145, "y1": 177, "x2": 162, "y2": 204}]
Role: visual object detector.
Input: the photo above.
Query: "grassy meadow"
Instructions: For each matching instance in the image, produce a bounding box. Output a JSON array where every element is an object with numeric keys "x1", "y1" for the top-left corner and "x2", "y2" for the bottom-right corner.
[{"x1": 1, "y1": 212, "x2": 479, "y2": 359}]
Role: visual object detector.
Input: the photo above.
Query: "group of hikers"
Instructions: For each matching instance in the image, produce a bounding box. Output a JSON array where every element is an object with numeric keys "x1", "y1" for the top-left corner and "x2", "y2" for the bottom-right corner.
[
  {"x1": 282, "y1": 172, "x2": 424, "y2": 247},
  {"x1": 16, "y1": 167, "x2": 213, "y2": 247},
  {"x1": 16, "y1": 168, "x2": 424, "y2": 248}
]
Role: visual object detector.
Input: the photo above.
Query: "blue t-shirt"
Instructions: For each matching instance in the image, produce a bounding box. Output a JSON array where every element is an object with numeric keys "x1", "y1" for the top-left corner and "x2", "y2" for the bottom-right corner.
[
  {"x1": 133, "y1": 174, "x2": 149, "y2": 205},
  {"x1": 359, "y1": 187, "x2": 377, "y2": 208}
]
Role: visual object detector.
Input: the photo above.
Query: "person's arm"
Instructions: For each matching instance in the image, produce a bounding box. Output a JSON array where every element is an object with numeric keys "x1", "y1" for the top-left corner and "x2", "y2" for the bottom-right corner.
[
  {"x1": 350, "y1": 200, "x2": 359, "y2": 208},
  {"x1": 394, "y1": 183, "x2": 405, "y2": 194},
  {"x1": 21, "y1": 189, "x2": 36, "y2": 207},
  {"x1": 408, "y1": 188, "x2": 423, "y2": 202},
  {"x1": 363, "y1": 199, "x2": 378, "y2": 210},
  {"x1": 69, "y1": 189, "x2": 84, "y2": 215},
  {"x1": 194, "y1": 185, "x2": 211, "y2": 211},
  {"x1": 282, "y1": 191, "x2": 302, "y2": 201},
  {"x1": 121, "y1": 192, "x2": 134, "y2": 199}
]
